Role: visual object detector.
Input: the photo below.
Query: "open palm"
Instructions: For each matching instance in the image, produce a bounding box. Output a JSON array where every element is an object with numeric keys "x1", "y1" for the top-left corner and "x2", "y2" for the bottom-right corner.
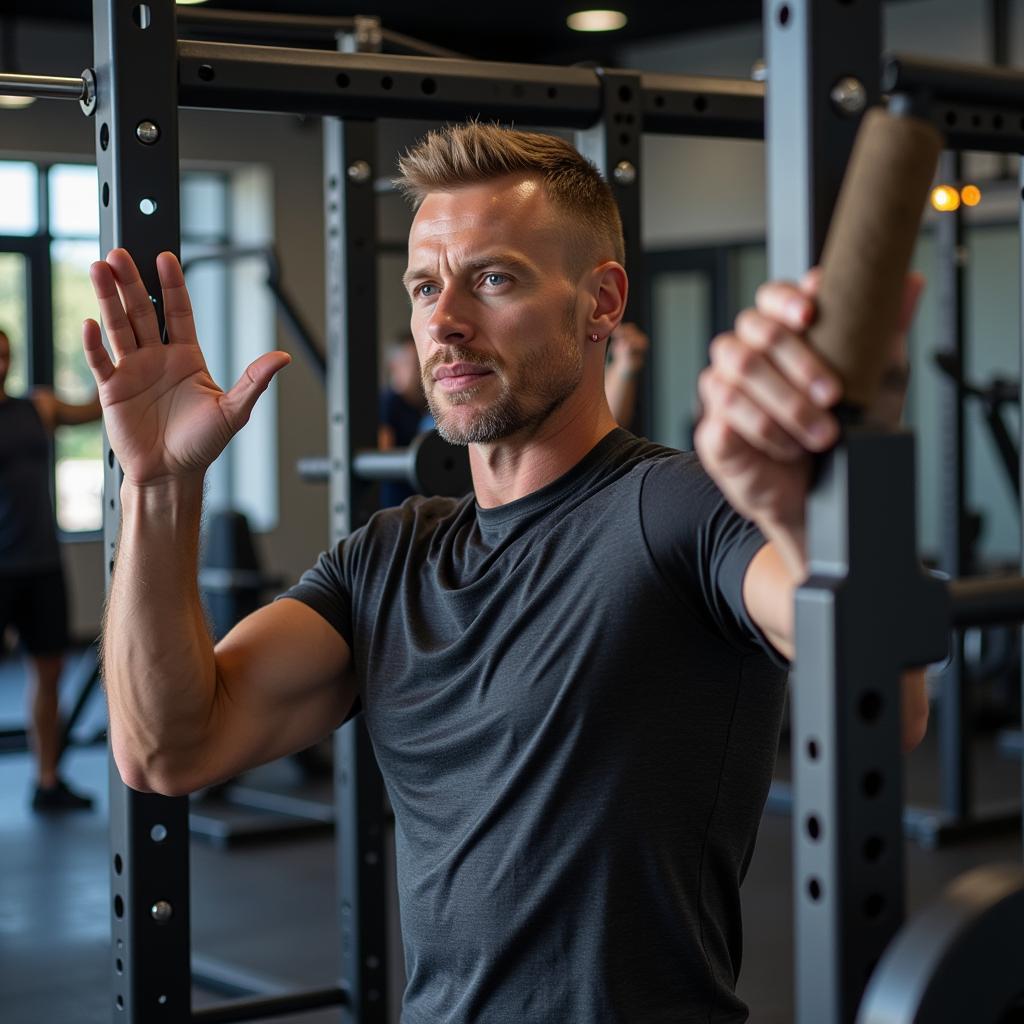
[{"x1": 84, "y1": 249, "x2": 290, "y2": 486}]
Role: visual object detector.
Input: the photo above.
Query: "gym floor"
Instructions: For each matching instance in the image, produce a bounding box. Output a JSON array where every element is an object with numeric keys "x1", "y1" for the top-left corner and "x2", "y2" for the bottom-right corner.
[{"x1": 1, "y1": 653, "x2": 1020, "y2": 1024}]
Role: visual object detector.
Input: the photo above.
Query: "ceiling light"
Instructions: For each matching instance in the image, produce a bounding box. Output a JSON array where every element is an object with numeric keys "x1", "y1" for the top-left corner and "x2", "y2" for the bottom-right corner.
[
  {"x1": 567, "y1": 10, "x2": 628, "y2": 32},
  {"x1": 930, "y1": 185, "x2": 960, "y2": 212},
  {"x1": 0, "y1": 95, "x2": 35, "y2": 109},
  {"x1": 175, "y1": 0, "x2": 210, "y2": 5},
  {"x1": 960, "y1": 184, "x2": 982, "y2": 207}
]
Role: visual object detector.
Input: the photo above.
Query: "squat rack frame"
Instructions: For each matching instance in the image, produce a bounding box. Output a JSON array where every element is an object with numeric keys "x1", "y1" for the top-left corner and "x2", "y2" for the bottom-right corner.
[{"x1": 13, "y1": 0, "x2": 1017, "y2": 1021}]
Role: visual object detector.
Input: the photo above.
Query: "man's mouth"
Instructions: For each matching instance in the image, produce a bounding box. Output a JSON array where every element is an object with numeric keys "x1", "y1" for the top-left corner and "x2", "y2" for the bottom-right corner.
[{"x1": 433, "y1": 363, "x2": 494, "y2": 392}]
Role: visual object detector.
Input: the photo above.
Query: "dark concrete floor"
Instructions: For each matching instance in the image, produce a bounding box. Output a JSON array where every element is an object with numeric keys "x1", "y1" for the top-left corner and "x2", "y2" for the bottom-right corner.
[{"x1": 1, "y1": 653, "x2": 1021, "y2": 1023}]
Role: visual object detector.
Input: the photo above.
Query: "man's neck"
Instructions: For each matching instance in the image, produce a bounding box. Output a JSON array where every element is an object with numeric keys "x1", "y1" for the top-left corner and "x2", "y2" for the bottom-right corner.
[{"x1": 469, "y1": 396, "x2": 618, "y2": 508}]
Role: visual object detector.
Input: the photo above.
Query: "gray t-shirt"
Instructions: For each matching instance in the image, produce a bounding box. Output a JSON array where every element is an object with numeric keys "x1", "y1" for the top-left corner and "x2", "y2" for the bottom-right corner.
[{"x1": 287, "y1": 429, "x2": 787, "y2": 1023}]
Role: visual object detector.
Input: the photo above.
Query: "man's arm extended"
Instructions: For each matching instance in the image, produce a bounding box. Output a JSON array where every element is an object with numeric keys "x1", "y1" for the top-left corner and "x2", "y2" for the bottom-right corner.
[
  {"x1": 87, "y1": 248, "x2": 354, "y2": 795},
  {"x1": 696, "y1": 273, "x2": 930, "y2": 752}
]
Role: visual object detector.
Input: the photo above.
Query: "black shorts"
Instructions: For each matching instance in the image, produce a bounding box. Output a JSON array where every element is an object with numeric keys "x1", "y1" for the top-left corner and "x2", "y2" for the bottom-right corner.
[{"x1": 0, "y1": 568, "x2": 69, "y2": 657}]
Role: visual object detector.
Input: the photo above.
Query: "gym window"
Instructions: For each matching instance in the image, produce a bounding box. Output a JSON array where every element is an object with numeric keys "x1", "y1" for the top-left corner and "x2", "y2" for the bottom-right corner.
[{"x1": 0, "y1": 160, "x2": 274, "y2": 535}]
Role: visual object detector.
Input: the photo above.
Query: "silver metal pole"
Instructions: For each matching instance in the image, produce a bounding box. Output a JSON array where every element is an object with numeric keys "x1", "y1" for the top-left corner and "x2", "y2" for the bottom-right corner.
[{"x1": 0, "y1": 71, "x2": 87, "y2": 100}]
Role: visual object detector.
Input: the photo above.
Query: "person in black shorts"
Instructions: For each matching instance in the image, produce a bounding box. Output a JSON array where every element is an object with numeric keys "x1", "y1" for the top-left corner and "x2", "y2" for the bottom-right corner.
[
  {"x1": 0, "y1": 328, "x2": 101, "y2": 811},
  {"x1": 86, "y1": 124, "x2": 929, "y2": 1021}
]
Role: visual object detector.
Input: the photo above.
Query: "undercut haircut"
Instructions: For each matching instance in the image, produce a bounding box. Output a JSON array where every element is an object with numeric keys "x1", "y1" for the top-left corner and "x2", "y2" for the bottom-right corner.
[{"x1": 395, "y1": 122, "x2": 625, "y2": 275}]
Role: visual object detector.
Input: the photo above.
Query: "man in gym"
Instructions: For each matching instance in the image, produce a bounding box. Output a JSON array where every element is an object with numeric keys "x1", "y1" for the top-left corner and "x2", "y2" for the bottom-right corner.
[
  {"x1": 85, "y1": 123, "x2": 927, "y2": 1022},
  {"x1": 0, "y1": 327, "x2": 101, "y2": 811}
]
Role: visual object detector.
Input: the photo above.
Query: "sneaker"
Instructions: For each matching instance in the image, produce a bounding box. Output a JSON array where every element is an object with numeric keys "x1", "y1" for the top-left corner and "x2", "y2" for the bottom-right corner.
[{"x1": 31, "y1": 778, "x2": 94, "y2": 813}]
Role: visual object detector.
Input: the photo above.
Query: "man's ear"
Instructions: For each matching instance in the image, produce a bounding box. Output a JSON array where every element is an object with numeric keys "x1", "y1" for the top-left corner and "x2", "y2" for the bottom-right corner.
[{"x1": 584, "y1": 262, "x2": 629, "y2": 340}]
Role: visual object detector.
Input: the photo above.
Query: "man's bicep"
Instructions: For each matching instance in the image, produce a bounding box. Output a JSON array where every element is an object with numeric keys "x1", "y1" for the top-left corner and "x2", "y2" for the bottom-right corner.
[{"x1": 207, "y1": 597, "x2": 357, "y2": 781}]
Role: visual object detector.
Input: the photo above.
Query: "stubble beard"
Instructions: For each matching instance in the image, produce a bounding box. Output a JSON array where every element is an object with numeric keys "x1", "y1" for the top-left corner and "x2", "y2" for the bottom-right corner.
[{"x1": 424, "y1": 306, "x2": 583, "y2": 446}]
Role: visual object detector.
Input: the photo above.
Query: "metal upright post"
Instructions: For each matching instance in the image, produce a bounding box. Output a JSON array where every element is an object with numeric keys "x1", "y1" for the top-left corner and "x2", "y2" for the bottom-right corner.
[
  {"x1": 574, "y1": 70, "x2": 649, "y2": 435},
  {"x1": 936, "y1": 150, "x2": 971, "y2": 820},
  {"x1": 325, "y1": 22, "x2": 388, "y2": 1023},
  {"x1": 93, "y1": 2, "x2": 190, "y2": 1023},
  {"x1": 762, "y1": 1, "x2": 921, "y2": 1022}
]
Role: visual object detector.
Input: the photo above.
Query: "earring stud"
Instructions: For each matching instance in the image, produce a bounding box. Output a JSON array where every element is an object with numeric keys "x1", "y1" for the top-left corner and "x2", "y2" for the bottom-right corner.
[{"x1": 590, "y1": 333, "x2": 600, "y2": 342}]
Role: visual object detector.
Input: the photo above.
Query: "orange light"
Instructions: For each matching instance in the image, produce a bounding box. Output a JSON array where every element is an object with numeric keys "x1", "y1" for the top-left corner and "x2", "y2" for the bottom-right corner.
[
  {"x1": 960, "y1": 184, "x2": 982, "y2": 207},
  {"x1": 930, "y1": 185, "x2": 961, "y2": 212}
]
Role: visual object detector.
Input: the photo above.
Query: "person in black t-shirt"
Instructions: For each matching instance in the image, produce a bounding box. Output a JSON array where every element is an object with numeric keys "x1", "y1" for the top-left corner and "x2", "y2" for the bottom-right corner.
[
  {"x1": 85, "y1": 124, "x2": 929, "y2": 1022},
  {"x1": 0, "y1": 328, "x2": 101, "y2": 812}
]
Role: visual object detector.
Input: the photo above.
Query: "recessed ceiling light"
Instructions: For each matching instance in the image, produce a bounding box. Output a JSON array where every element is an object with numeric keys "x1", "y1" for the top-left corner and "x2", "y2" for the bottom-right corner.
[
  {"x1": 176, "y1": 0, "x2": 210, "y2": 5},
  {"x1": 567, "y1": 10, "x2": 628, "y2": 33}
]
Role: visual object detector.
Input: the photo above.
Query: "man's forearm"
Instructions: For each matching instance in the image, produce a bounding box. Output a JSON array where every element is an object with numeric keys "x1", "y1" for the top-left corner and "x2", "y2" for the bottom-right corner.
[{"x1": 105, "y1": 476, "x2": 217, "y2": 794}]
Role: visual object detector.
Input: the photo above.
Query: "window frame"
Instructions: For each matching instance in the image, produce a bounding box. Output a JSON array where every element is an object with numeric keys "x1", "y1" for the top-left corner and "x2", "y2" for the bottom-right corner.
[{"x1": 0, "y1": 159, "x2": 234, "y2": 541}]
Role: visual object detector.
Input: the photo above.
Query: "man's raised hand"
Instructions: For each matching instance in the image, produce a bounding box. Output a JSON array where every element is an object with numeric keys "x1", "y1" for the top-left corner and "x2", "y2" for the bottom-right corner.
[{"x1": 83, "y1": 249, "x2": 290, "y2": 487}]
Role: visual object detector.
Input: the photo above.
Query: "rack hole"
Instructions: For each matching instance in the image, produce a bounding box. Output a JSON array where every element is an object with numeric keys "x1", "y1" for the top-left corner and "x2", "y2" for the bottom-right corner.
[
  {"x1": 806, "y1": 815, "x2": 822, "y2": 840},
  {"x1": 547, "y1": 86, "x2": 558, "y2": 99},
  {"x1": 381, "y1": 75, "x2": 394, "y2": 90},
  {"x1": 618, "y1": 84, "x2": 633, "y2": 103},
  {"x1": 862, "y1": 835, "x2": 885, "y2": 862},
  {"x1": 108, "y1": 449, "x2": 115, "y2": 468},
  {"x1": 807, "y1": 877, "x2": 822, "y2": 901},
  {"x1": 102, "y1": 183, "x2": 110, "y2": 208},
  {"x1": 806, "y1": 737, "x2": 820, "y2": 761},
  {"x1": 421, "y1": 77, "x2": 437, "y2": 95},
  {"x1": 132, "y1": 5, "x2": 151, "y2": 29},
  {"x1": 994, "y1": 113, "x2": 1004, "y2": 129},
  {"x1": 114, "y1": 895, "x2": 124, "y2": 918},
  {"x1": 654, "y1": 94, "x2": 665, "y2": 108},
  {"x1": 619, "y1": 132, "x2": 631, "y2": 146},
  {"x1": 113, "y1": 854, "x2": 122, "y2": 875},
  {"x1": 945, "y1": 110, "x2": 957, "y2": 127},
  {"x1": 139, "y1": 198, "x2": 157, "y2": 216},
  {"x1": 858, "y1": 690, "x2": 882, "y2": 722},
  {"x1": 693, "y1": 95, "x2": 708, "y2": 112},
  {"x1": 863, "y1": 892, "x2": 885, "y2": 919},
  {"x1": 971, "y1": 113, "x2": 982, "y2": 128},
  {"x1": 157, "y1": 995, "x2": 167, "y2": 1005},
  {"x1": 778, "y1": 4, "x2": 791, "y2": 27},
  {"x1": 198, "y1": 64, "x2": 215, "y2": 82},
  {"x1": 100, "y1": 123, "x2": 109, "y2": 150},
  {"x1": 862, "y1": 770, "x2": 883, "y2": 798},
  {"x1": 108, "y1": 559, "x2": 114, "y2": 575},
  {"x1": 336, "y1": 72, "x2": 350, "y2": 88},
  {"x1": 116, "y1": 995, "x2": 124, "y2": 1011},
  {"x1": 116, "y1": 958, "x2": 123, "y2": 974},
  {"x1": 150, "y1": 823, "x2": 167, "y2": 843}
]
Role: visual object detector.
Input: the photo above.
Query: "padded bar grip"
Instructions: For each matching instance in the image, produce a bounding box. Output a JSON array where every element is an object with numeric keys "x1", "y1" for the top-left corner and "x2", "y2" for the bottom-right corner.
[{"x1": 808, "y1": 108, "x2": 943, "y2": 410}]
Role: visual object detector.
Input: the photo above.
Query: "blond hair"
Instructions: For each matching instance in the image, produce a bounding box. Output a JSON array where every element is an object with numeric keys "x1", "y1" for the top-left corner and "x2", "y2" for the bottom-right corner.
[{"x1": 395, "y1": 122, "x2": 625, "y2": 274}]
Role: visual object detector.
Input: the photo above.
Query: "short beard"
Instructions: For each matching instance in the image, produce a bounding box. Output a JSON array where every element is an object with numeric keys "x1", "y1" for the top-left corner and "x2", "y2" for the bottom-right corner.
[{"x1": 423, "y1": 305, "x2": 583, "y2": 446}]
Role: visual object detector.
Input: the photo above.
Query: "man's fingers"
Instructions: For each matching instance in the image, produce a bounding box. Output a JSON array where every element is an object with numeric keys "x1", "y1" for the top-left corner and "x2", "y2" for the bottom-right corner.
[
  {"x1": 754, "y1": 280, "x2": 815, "y2": 333},
  {"x1": 157, "y1": 251, "x2": 199, "y2": 346},
  {"x1": 90, "y1": 260, "x2": 139, "y2": 361},
  {"x1": 728, "y1": 313, "x2": 842, "y2": 410},
  {"x1": 106, "y1": 248, "x2": 162, "y2": 347},
  {"x1": 219, "y1": 351, "x2": 291, "y2": 433},
  {"x1": 82, "y1": 318, "x2": 115, "y2": 385},
  {"x1": 698, "y1": 370, "x2": 807, "y2": 463},
  {"x1": 709, "y1": 333, "x2": 838, "y2": 452}
]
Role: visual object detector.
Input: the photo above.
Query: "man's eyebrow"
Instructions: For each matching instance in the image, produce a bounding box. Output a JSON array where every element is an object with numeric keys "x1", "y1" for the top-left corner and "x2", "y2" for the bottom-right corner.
[{"x1": 401, "y1": 253, "x2": 536, "y2": 291}]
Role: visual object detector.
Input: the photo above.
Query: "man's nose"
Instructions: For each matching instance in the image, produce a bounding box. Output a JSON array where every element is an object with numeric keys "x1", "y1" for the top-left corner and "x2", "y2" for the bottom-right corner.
[{"x1": 426, "y1": 289, "x2": 475, "y2": 347}]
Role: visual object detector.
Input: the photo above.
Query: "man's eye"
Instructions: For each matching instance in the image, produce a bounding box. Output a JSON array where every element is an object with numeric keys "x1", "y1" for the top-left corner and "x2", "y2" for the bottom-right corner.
[
  {"x1": 415, "y1": 283, "x2": 438, "y2": 298},
  {"x1": 483, "y1": 273, "x2": 508, "y2": 287}
]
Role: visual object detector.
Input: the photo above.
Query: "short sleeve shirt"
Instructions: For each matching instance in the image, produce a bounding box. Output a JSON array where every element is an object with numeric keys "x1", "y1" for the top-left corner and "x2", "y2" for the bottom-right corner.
[{"x1": 286, "y1": 428, "x2": 787, "y2": 1023}]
